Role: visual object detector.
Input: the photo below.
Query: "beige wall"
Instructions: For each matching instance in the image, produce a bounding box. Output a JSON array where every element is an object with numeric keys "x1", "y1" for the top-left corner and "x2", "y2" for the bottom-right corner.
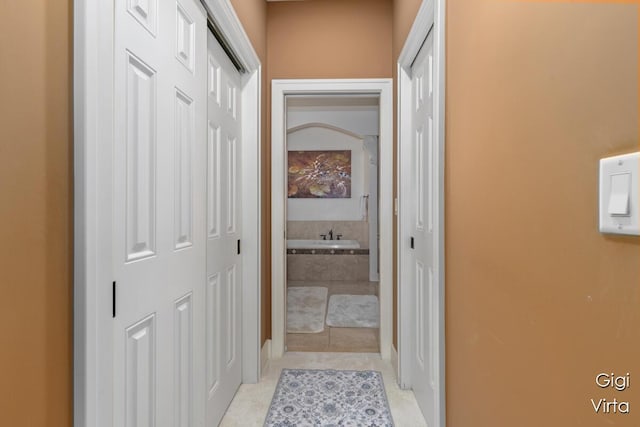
[
  {"x1": 267, "y1": 0, "x2": 393, "y2": 79},
  {"x1": 446, "y1": 2, "x2": 639, "y2": 425},
  {"x1": 229, "y1": 0, "x2": 267, "y2": 62},
  {"x1": 0, "y1": 0, "x2": 72, "y2": 425},
  {"x1": 264, "y1": 0, "x2": 393, "y2": 344},
  {"x1": 228, "y1": 0, "x2": 271, "y2": 344},
  {"x1": 393, "y1": 0, "x2": 423, "y2": 61}
]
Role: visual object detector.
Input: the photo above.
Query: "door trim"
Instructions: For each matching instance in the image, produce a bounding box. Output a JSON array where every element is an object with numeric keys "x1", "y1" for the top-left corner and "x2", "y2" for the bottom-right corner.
[
  {"x1": 270, "y1": 79, "x2": 393, "y2": 360},
  {"x1": 73, "y1": 1, "x2": 261, "y2": 425},
  {"x1": 397, "y1": 0, "x2": 446, "y2": 425}
]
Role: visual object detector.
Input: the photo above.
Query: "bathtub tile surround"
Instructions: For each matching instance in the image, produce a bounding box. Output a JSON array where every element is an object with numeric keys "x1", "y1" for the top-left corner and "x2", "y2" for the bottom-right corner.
[
  {"x1": 287, "y1": 255, "x2": 328, "y2": 281},
  {"x1": 287, "y1": 220, "x2": 370, "y2": 281},
  {"x1": 287, "y1": 221, "x2": 369, "y2": 248},
  {"x1": 288, "y1": 239, "x2": 361, "y2": 249},
  {"x1": 287, "y1": 254, "x2": 369, "y2": 281},
  {"x1": 287, "y1": 237, "x2": 368, "y2": 256},
  {"x1": 287, "y1": 248, "x2": 369, "y2": 255}
]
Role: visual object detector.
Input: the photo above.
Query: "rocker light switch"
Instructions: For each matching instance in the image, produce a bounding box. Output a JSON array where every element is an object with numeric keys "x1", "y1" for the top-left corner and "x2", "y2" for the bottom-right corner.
[
  {"x1": 599, "y1": 152, "x2": 639, "y2": 235},
  {"x1": 608, "y1": 173, "x2": 630, "y2": 216}
]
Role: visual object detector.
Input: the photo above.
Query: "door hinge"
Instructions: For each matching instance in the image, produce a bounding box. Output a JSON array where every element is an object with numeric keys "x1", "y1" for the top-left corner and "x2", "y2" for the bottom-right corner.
[
  {"x1": 112, "y1": 281, "x2": 117, "y2": 318},
  {"x1": 237, "y1": 239, "x2": 241, "y2": 255},
  {"x1": 410, "y1": 237, "x2": 415, "y2": 249}
]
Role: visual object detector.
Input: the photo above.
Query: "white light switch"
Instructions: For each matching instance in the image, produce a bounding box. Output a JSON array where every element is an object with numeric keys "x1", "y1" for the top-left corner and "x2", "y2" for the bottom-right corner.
[
  {"x1": 599, "y1": 152, "x2": 639, "y2": 235},
  {"x1": 608, "y1": 173, "x2": 630, "y2": 216}
]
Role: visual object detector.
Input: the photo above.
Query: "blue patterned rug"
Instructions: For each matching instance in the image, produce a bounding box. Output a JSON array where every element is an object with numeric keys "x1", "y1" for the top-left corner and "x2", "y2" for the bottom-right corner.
[{"x1": 264, "y1": 368, "x2": 394, "y2": 427}]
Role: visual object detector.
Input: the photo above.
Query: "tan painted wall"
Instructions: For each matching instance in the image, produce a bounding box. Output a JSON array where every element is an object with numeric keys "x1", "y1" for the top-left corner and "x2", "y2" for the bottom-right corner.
[
  {"x1": 267, "y1": 0, "x2": 393, "y2": 79},
  {"x1": 229, "y1": 0, "x2": 267, "y2": 62},
  {"x1": 446, "y1": 2, "x2": 639, "y2": 425},
  {"x1": 0, "y1": 0, "x2": 73, "y2": 425},
  {"x1": 228, "y1": 0, "x2": 270, "y2": 345},
  {"x1": 393, "y1": 0, "x2": 423, "y2": 60},
  {"x1": 264, "y1": 0, "x2": 393, "y2": 344}
]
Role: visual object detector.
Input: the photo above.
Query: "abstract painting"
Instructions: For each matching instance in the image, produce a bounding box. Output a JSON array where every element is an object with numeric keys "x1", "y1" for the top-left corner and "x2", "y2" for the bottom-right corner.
[{"x1": 288, "y1": 150, "x2": 351, "y2": 198}]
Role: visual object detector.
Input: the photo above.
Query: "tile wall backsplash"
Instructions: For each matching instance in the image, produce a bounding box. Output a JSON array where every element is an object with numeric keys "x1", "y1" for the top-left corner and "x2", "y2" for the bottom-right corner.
[
  {"x1": 287, "y1": 254, "x2": 369, "y2": 281},
  {"x1": 287, "y1": 221, "x2": 369, "y2": 248}
]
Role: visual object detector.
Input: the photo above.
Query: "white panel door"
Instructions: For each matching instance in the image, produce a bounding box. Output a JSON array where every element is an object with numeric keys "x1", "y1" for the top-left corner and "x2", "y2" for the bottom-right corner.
[
  {"x1": 112, "y1": 0, "x2": 207, "y2": 426},
  {"x1": 205, "y1": 30, "x2": 243, "y2": 426},
  {"x1": 409, "y1": 30, "x2": 441, "y2": 426}
]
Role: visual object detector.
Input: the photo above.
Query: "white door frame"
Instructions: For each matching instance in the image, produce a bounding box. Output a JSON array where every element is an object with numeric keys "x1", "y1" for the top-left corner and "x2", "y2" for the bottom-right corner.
[
  {"x1": 271, "y1": 79, "x2": 393, "y2": 360},
  {"x1": 73, "y1": 1, "x2": 261, "y2": 425},
  {"x1": 397, "y1": 0, "x2": 446, "y2": 424}
]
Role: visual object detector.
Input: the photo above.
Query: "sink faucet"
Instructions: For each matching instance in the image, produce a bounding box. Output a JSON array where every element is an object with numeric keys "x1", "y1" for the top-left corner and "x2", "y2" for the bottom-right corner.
[{"x1": 320, "y1": 229, "x2": 335, "y2": 240}]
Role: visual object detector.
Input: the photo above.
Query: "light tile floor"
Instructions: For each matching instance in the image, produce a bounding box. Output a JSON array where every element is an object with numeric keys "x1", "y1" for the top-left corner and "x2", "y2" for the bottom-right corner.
[
  {"x1": 287, "y1": 281, "x2": 380, "y2": 352},
  {"x1": 219, "y1": 352, "x2": 428, "y2": 427}
]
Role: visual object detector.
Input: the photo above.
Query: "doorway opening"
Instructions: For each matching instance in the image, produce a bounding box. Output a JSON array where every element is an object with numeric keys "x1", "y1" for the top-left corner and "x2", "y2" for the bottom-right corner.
[
  {"x1": 284, "y1": 95, "x2": 381, "y2": 352},
  {"x1": 271, "y1": 79, "x2": 393, "y2": 360}
]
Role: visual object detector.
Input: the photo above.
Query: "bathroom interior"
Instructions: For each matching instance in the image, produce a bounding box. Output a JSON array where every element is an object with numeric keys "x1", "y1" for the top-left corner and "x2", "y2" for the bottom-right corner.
[{"x1": 285, "y1": 95, "x2": 381, "y2": 352}]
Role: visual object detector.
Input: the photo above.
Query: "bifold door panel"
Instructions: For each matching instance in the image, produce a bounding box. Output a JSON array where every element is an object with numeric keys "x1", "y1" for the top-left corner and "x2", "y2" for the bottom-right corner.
[
  {"x1": 112, "y1": 0, "x2": 207, "y2": 425},
  {"x1": 409, "y1": 30, "x2": 440, "y2": 426}
]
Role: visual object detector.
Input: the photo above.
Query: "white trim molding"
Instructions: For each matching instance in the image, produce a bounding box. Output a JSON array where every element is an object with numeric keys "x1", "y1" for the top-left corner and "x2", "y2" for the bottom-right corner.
[
  {"x1": 239, "y1": 66, "x2": 263, "y2": 384},
  {"x1": 261, "y1": 339, "x2": 272, "y2": 373},
  {"x1": 201, "y1": 0, "x2": 260, "y2": 72},
  {"x1": 391, "y1": 344, "x2": 399, "y2": 378},
  {"x1": 74, "y1": 0, "x2": 115, "y2": 424},
  {"x1": 287, "y1": 122, "x2": 365, "y2": 140},
  {"x1": 271, "y1": 79, "x2": 393, "y2": 360},
  {"x1": 397, "y1": 0, "x2": 446, "y2": 426},
  {"x1": 74, "y1": 0, "x2": 262, "y2": 425}
]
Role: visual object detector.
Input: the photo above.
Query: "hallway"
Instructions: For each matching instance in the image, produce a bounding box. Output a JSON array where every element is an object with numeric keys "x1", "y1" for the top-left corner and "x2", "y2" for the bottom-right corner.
[
  {"x1": 4, "y1": 0, "x2": 638, "y2": 425},
  {"x1": 219, "y1": 352, "x2": 427, "y2": 426}
]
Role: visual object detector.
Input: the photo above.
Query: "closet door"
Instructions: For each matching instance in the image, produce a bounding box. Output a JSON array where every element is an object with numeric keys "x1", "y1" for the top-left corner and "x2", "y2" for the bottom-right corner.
[
  {"x1": 111, "y1": 0, "x2": 207, "y2": 425},
  {"x1": 204, "y1": 29, "x2": 243, "y2": 427},
  {"x1": 409, "y1": 28, "x2": 441, "y2": 427}
]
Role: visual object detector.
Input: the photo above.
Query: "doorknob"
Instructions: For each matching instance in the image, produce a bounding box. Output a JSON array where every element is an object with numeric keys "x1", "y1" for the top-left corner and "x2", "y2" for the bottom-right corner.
[{"x1": 410, "y1": 236, "x2": 414, "y2": 249}]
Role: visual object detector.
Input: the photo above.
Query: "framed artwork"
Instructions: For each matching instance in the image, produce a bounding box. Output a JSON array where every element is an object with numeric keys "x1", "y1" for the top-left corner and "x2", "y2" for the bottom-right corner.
[{"x1": 287, "y1": 150, "x2": 351, "y2": 198}]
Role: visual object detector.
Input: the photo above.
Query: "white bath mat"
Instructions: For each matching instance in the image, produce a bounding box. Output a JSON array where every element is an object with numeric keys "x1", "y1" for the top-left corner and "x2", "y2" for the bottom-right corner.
[
  {"x1": 326, "y1": 294, "x2": 379, "y2": 328},
  {"x1": 287, "y1": 287, "x2": 328, "y2": 333}
]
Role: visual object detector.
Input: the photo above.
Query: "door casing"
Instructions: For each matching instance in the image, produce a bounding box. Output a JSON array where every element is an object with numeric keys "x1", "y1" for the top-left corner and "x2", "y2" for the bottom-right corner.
[
  {"x1": 73, "y1": 1, "x2": 262, "y2": 425},
  {"x1": 270, "y1": 79, "x2": 393, "y2": 360},
  {"x1": 397, "y1": 0, "x2": 446, "y2": 425}
]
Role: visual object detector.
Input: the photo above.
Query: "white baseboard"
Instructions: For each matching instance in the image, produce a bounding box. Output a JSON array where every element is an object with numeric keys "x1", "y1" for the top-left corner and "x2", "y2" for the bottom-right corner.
[
  {"x1": 261, "y1": 339, "x2": 271, "y2": 373},
  {"x1": 391, "y1": 344, "x2": 399, "y2": 380}
]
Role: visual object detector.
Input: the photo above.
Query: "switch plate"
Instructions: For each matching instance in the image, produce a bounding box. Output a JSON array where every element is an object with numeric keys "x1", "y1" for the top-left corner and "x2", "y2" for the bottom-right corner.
[{"x1": 599, "y1": 152, "x2": 639, "y2": 235}]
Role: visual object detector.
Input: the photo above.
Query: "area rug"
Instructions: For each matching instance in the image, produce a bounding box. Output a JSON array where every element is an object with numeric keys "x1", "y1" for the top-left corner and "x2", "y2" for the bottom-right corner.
[
  {"x1": 326, "y1": 294, "x2": 379, "y2": 328},
  {"x1": 264, "y1": 368, "x2": 394, "y2": 427},
  {"x1": 287, "y1": 287, "x2": 328, "y2": 333}
]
